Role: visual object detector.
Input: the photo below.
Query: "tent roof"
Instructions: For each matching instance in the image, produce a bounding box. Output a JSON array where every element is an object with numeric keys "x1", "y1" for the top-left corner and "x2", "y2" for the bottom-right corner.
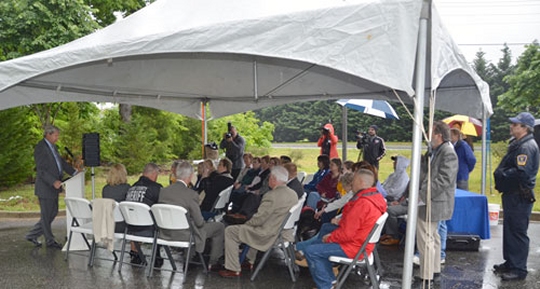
[{"x1": 0, "y1": 0, "x2": 492, "y2": 119}]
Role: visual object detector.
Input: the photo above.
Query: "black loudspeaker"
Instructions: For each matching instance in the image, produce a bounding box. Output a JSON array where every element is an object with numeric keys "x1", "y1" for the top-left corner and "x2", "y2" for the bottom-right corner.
[{"x1": 83, "y1": 133, "x2": 100, "y2": 167}]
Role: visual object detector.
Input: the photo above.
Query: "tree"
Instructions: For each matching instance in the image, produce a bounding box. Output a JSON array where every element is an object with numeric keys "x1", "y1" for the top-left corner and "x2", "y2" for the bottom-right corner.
[
  {"x1": 0, "y1": 107, "x2": 40, "y2": 187},
  {"x1": 499, "y1": 41, "x2": 540, "y2": 113}
]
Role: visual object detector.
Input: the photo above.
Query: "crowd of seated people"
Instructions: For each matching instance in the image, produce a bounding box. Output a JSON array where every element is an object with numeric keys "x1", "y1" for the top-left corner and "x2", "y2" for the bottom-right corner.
[{"x1": 98, "y1": 151, "x2": 415, "y2": 288}]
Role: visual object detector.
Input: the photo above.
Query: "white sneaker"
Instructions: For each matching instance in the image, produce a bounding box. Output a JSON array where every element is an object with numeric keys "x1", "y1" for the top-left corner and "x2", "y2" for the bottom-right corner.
[
  {"x1": 412, "y1": 255, "x2": 420, "y2": 266},
  {"x1": 441, "y1": 258, "x2": 446, "y2": 265}
]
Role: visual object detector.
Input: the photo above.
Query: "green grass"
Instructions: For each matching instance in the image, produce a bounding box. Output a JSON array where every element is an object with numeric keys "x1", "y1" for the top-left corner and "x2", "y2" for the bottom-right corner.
[{"x1": 1, "y1": 142, "x2": 538, "y2": 212}]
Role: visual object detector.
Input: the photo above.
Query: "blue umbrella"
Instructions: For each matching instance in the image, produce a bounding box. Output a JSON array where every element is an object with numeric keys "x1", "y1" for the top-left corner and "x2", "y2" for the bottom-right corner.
[{"x1": 336, "y1": 99, "x2": 399, "y2": 120}]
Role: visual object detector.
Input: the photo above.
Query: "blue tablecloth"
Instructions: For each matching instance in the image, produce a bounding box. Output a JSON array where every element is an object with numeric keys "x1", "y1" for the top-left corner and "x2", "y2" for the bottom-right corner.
[{"x1": 446, "y1": 189, "x2": 490, "y2": 239}]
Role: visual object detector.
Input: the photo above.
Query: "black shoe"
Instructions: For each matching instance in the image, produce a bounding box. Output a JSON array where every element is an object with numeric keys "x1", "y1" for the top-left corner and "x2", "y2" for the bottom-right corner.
[
  {"x1": 501, "y1": 271, "x2": 527, "y2": 281},
  {"x1": 47, "y1": 241, "x2": 62, "y2": 249},
  {"x1": 154, "y1": 256, "x2": 164, "y2": 268},
  {"x1": 130, "y1": 251, "x2": 146, "y2": 265},
  {"x1": 26, "y1": 237, "x2": 42, "y2": 247},
  {"x1": 493, "y1": 263, "x2": 511, "y2": 274}
]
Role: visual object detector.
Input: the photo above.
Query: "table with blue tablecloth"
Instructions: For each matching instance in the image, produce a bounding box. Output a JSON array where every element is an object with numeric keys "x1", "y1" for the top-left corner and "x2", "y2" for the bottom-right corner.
[{"x1": 446, "y1": 189, "x2": 490, "y2": 239}]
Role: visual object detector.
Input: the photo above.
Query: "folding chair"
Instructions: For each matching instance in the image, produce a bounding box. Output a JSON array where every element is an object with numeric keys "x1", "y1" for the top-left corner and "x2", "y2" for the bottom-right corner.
[
  {"x1": 250, "y1": 197, "x2": 304, "y2": 282},
  {"x1": 206, "y1": 185, "x2": 233, "y2": 222},
  {"x1": 304, "y1": 173, "x2": 314, "y2": 185},
  {"x1": 150, "y1": 204, "x2": 207, "y2": 279},
  {"x1": 64, "y1": 197, "x2": 93, "y2": 261},
  {"x1": 297, "y1": 171, "x2": 307, "y2": 184},
  {"x1": 117, "y1": 202, "x2": 157, "y2": 276},
  {"x1": 88, "y1": 200, "x2": 124, "y2": 267},
  {"x1": 329, "y1": 212, "x2": 389, "y2": 289}
]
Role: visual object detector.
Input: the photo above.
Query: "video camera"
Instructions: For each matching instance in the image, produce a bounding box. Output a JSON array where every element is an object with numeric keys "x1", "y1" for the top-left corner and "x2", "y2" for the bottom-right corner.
[
  {"x1": 356, "y1": 130, "x2": 368, "y2": 146},
  {"x1": 225, "y1": 122, "x2": 233, "y2": 138}
]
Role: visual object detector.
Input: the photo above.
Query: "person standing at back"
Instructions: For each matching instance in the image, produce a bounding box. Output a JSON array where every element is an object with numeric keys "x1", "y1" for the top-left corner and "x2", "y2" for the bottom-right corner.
[
  {"x1": 359, "y1": 125, "x2": 386, "y2": 170},
  {"x1": 26, "y1": 125, "x2": 79, "y2": 249},
  {"x1": 220, "y1": 124, "x2": 245, "y2": 180},
  {"x1": 450, "y1": 128, "x2": 476, "y2": 191},
  {"x1": 413, "y1": 121, "x2": 457, "y2": 288},
  {"x1": 493, "y1": 112, "x2": 539, "y2": 281},
  {"x1": 317, "y1": 123, "x2": 339, "y2": 159}
]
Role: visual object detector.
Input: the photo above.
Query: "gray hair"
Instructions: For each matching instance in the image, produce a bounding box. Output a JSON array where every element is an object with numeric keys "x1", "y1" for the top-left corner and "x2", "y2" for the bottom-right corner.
[
  {"x1": 143, "y1": 163, "x2": 160, "y2": 175},
  {"x1": 339, "y1": 172, "x2": 355, "y2": 187},
  {"x1": 43, "y1": 124, "x2": 60, "y2": 137},
  {"x1": 175, "y1": 161, "x2": 194, "y2": 180},
  {"x1": 434, "y1": 121, "x2": 451, "y2": 142},
  {"x1": 271, "y1": 166, "x2": 289, "y2": 183}
]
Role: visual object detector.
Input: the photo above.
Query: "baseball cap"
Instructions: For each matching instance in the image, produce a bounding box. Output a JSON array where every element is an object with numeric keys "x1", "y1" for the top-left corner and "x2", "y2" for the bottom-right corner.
[
  {"x1": 369, "y1": 125, "x2": 378, "y2": 132},
  {"x1": 509, "y1": 112, "x2": 535, "y2": 128}
]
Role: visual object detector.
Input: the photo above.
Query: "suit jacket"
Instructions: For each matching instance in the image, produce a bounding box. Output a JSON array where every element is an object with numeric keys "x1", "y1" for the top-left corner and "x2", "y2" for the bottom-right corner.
[
  {"x1": 418, "y1": 142, "x2": 458, "y2": 222},
  {"x1": 287, "y1": 178, "x2": 305, "y2": 199},
  {"x1": 238, "y1": 184, "x2": 298, "y2": 252},
  {"x1": 34, "y1": 138, "x2": 76, "y2": 199},
  {"x1": 158, "y1": 181, "x2": 208, "y2": 252}
]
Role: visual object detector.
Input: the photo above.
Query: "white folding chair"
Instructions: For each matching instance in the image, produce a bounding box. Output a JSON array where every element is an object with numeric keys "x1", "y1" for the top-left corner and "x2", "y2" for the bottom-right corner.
[
  {"x1": 150, "y1": 204, "x2": 207, "y2": 279},
  {"x1": 329, "y1": 212, "x2": 389, "y2": 289},
  {"x1": 250, "y1": 198, "x2": 304, "y2": 282},
  {"x1": 64, "y1": 197, "x2": 93, "y2": 261},
  {"x1": 297, "y1": 171, "x2": 307, "y2": 184},
  {"x1": 207, "y1": 185, "x2": 233, "y2": 222},
  {"x1": 304, "y1": 173, "x2": 314, "y2": 185},
  {"x1": 117, "y1": 202, "x2": 157, "y2": 276}
]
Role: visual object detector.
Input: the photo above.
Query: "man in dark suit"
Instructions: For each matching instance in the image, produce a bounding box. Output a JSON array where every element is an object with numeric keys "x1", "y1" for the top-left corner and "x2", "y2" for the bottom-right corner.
[
  {"x1": 26, "y1": 125, "x2": 78, "y2": 249},
  {"x1": 158, "y1": 160, "x2": 225, "y2": 270},
  {"x1": 284, "y1": 162, "x2": 305, "y2": 199}
]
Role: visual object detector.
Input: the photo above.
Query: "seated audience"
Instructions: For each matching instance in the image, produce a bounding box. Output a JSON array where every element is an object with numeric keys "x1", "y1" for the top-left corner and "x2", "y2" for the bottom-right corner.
[
  {"x1": 199, "y1": 158, "x2": 235, "y2": 219},
  {"x1": 284, "y1": 162, "x2": 305, "y2": 199},
  {"x1": 102, "y1": 163, "x2": 130, "y2": 233},
  {"x1": 304, "y1": 155, "x2": 330, "y2": 193},
  {"x1": 158, "y1": 161, "x2": 225, "y2": 270},
  {"x1": 382, "y1": 155, "x2": 410, "y2": 202},
  {"x1": 196, "y1": 159, "x2": 218, "y2": 193},
  {"x1": 124, "y1": 163, "x2": 163, "y2": 267},
  {"x1": 218, "y1": 166, "x2": 298, "y2": 277},
  {"x1": 305, "y1": 158, "x2": 342, "y2": 209},
  {"x1": 235, "y1": 153, "x2": 254, "y2": 185},
  {"x1": 301, "y1": 169, "x2": 387, "y2": 289},
  {"x1": 192, "y1": 162, "x2": 205, "y2": 191},
  {"x1": 280, "y1": 155, "x2": 292, "y2": 164}
]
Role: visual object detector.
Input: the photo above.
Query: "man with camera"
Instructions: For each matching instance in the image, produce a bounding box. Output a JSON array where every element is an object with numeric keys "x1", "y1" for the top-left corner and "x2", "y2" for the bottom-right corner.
[
  {"x1": 356, "y1": 124, "x2": 386, "y2": 169},
  {"x1": 220, "y1": 122, "x2": 245, "y2": 180}
]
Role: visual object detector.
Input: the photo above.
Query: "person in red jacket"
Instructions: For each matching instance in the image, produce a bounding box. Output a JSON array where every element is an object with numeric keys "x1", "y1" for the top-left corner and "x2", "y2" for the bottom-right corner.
[
  {"x1": 318, "y1": 123, "x2": 339, "y2": 159},
  {"x1": 303, "y1": 169, "x2": 387, "y2": 289}
]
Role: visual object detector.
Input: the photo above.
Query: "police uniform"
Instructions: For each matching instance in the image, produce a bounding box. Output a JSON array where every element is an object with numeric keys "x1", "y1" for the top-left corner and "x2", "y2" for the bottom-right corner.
[{"x1": 493, "y1": 113, "x2": 539, "y2": 279}]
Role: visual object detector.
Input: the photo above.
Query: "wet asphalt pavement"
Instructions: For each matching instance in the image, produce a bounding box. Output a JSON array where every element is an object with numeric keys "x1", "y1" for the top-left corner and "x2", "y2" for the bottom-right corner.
[{"x1": 1, "y1": 217, "x2": 540, "y2": 289}]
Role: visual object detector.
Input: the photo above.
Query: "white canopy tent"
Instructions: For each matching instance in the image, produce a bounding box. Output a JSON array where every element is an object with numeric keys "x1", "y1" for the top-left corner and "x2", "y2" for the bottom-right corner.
[{"x1": 0, "y1": 0, "x2": 492, "y2": 287}]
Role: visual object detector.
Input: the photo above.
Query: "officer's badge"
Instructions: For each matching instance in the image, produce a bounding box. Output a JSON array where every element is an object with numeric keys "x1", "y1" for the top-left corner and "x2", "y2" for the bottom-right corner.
[{"x1": 517, "y1": 154, "x2": 527, "y2": 166}]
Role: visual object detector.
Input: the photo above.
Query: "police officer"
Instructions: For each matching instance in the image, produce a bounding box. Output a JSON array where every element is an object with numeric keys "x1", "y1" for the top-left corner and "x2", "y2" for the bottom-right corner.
[
  {"x1": 493, "y1": 112, "x2": 539, "y2": 281},
  {"x1": 358, "y1": 125, "x2": 386, "y2": 170}
]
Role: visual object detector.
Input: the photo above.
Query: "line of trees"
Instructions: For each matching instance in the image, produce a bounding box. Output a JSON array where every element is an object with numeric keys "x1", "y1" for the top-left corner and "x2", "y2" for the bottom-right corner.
[{"x1": 0, "y1": 0, "x2": 538, "y2": 188}]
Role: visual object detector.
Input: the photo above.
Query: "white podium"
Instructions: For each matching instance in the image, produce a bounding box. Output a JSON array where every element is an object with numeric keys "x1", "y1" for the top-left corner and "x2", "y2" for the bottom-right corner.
[{"x1": 61, "y1": 172, "x2": 89, "y2": 251}]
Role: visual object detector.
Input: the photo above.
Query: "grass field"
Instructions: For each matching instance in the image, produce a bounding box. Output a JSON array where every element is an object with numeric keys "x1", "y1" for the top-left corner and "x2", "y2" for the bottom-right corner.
[{"x1": 1, "y1": 142, "x2": 537, "y2": 212}]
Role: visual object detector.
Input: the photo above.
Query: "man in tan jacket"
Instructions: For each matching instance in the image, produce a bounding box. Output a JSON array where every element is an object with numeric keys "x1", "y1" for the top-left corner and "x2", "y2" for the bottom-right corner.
[{"x1": 219, "y1": 166, "x2": 298, "y2": 277}]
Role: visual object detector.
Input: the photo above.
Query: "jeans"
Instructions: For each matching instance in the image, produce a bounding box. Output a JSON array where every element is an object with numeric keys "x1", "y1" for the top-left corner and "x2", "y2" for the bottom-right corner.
[
  {"x1": 438, "y1": 221, "x2": 447, "y2": 259},
  {"x1": 304, "y1": 242, "x2": 347, "y2": 289},
  {"x1": 306, "y1": 191, "x2": 321, "y2": 209},
  {"x1": 415, "y1": 221, "x2": 447, "y2": 260},
  {"x1": 296, "y1": 223, "x2": 337, "y2": 253}
]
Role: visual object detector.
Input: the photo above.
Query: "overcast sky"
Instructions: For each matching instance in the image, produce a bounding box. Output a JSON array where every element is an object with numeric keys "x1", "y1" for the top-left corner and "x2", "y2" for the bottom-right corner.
[{"x1": 434, "y1": 0, "x2": 540, "y2": 64}]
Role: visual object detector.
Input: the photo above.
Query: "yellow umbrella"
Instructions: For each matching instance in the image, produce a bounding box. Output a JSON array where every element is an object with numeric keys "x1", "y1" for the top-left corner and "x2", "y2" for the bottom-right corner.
[{"x1": 442, "y1": 114, "x2": 482, "y2": 137}]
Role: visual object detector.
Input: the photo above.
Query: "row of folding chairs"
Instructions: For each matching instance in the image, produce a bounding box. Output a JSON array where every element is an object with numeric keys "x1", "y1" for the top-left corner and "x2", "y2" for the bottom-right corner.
[{"x1": 64, "y1": 197, "x2": 207, "y2": 279}]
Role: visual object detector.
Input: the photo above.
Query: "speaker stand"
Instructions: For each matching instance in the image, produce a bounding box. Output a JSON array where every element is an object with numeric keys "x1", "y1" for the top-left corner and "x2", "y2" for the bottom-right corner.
[{"x1": 91, "y1": 166, "x2": 96, "y2": 199}]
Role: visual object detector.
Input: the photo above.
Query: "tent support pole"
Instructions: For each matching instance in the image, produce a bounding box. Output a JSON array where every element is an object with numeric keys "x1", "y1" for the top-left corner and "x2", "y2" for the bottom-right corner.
[
  {"x1": 342, "y1": 106, "x2": 348, "y2": 161},
  {"x1": 481, "y1": 106, "x2": 488, "y2": 195},
  {"x1": 402, "y1": 1, "x2": 430, "y2": 288},
  {"x1": 253, "y1": 61, "x2": 258, "y2": 100}
]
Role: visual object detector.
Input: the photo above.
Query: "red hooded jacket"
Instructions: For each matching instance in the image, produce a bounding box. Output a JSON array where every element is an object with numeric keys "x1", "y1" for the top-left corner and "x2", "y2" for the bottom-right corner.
[{"x1": 317, "y1": 123, "x2": 339, "y2": 159}]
